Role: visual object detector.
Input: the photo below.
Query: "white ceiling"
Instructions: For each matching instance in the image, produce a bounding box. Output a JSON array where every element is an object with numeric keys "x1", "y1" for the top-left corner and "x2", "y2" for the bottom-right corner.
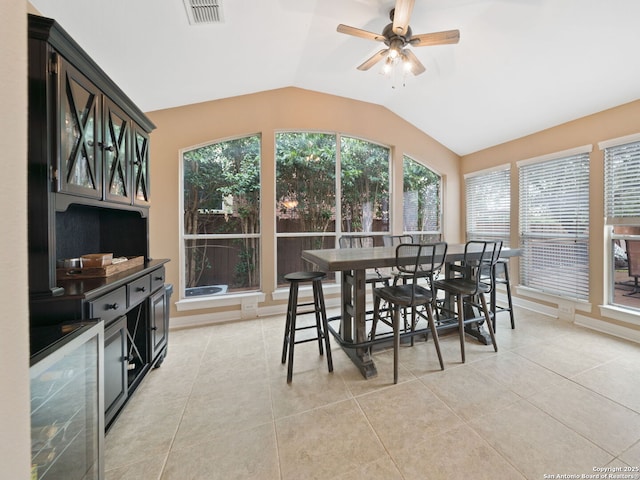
[{"x1": 29, "y1": 0, "x2": 640, "y2": 155}]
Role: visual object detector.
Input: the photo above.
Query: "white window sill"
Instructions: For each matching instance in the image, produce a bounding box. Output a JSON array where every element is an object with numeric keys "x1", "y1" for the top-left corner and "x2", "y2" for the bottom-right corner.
[
  {"x1": 598, "y1": 304, "x2": 640, "y2": 327},
  {"x1": 176, "y1": 291, "x2": 266, "y2": 312},
  {"x1": 272, "y1": 282, "x2": 341, "y2": 302}
]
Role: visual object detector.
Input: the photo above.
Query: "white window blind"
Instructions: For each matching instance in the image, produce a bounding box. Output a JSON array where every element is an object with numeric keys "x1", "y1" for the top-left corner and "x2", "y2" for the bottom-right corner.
[
  {"x1": 603, "y1": 140, "x2": 640, "y2": 225},
  {"x1": 519, "y1": 152, "x2": 590, "y2": 300},
  {"x1": 465, "y1": 167, "x2": 510, "y2": 245}
]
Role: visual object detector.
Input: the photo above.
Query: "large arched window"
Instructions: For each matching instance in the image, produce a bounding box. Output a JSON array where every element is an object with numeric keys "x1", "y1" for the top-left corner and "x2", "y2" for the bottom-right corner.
[
  {"x1": 275, "y1": 132, "x2": 390, "y2": 286},
  {"x1": 403, "y1": 156, "x2": 442, "y2": 242},
  {"x1": 181, "y1": 135, "x2": 261, "y2": 298}
]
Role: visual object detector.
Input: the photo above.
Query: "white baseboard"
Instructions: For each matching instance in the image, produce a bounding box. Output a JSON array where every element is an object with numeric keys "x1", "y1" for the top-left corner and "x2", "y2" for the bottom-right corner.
[{"x1": 169, "y1": 295, "x2": 341, "y2": 330}]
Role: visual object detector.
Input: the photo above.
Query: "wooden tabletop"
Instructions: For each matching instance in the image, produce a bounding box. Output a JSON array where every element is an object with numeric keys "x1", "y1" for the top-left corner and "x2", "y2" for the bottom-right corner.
[{"x1": 302, "y1": 244, "x2": 521, "y2": 272}]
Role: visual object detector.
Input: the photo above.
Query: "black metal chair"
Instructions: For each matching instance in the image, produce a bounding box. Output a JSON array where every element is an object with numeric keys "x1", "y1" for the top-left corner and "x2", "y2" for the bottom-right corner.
[
  {"x1": 281, "y1": 271, "x2": 333, "y2": 383},
  {"x1": 434, "y1": 241, "x2": 500, "y2": 363},
  {"x1": 372, "y1": 242, "x2": 447, "y2": 383},
  {"x1": 382, "y1": 234, "x2": 414, "y2": 285}
]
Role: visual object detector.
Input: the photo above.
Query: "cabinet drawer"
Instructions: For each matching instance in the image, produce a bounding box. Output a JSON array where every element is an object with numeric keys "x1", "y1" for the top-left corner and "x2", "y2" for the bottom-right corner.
[
  {"x1": 128, "y1": 274, "x2": 150, "y2": 307},
  {"x1": 150, "y1": 267, "x2": 165, "y2": 293},
  {"x1": 89, "y1": 286, "x2": 126, "y2": 325}
]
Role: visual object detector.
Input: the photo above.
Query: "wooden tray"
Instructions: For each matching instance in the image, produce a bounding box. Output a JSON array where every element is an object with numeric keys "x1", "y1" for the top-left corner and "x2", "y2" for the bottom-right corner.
[{"x1": 56, "y1": 256, "x2": 144, "y2": 280}]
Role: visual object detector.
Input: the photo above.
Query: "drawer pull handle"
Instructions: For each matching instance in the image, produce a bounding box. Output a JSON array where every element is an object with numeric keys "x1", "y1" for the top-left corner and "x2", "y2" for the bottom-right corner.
[
  {"x1": 136, "y1": 286, "x2": 146, "y2": 292},
  {"x1": 150, "y1": 326, "x2": 158, "y2": 331},
  {"x1": 107, "y1": 303, "x2": 119, "y2": 310},
  {"x1": 154, "y1": 276, "x2": 163, "y2": 281}
]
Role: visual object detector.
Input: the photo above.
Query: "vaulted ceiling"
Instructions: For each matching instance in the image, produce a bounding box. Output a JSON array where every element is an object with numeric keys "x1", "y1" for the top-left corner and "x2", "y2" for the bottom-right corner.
[{"x1": 28, "y1": 0, "x2": 640, "y2": 155}]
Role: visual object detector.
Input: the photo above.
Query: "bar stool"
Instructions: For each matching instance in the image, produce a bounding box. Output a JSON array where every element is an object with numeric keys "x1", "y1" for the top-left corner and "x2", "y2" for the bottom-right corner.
[
  {"x1": 281, "y1": 271, "x2": 333, "y2": 383},
  {"x1": 490, "y1": 259, "x2": 515, "y2": 330}
]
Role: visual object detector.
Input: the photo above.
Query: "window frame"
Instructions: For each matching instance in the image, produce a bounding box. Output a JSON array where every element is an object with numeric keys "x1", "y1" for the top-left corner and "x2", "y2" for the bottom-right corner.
[
  {"x1": 402, "y1": 155, "x2": 443, "y2": 241},
  {"x1": 178, "y1": 134, "x2": 262, "y2": 304},
  {"x1": 464, "y1": 164, "x2": 510, "y2": 245},
  {"x1": 517, "y1": 145, "x2": 592, "y2": 301}
]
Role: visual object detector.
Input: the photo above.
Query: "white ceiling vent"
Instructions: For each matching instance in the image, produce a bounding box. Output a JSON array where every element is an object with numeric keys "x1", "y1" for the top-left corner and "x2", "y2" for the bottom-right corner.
[{"x1": 183, "y1": 0, "x2": 224, "y2": 25}]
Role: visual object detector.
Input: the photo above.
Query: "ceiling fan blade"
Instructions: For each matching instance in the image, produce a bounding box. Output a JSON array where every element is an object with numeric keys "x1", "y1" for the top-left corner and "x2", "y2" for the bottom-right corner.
[
  {"x1": 337, "y1": 24, "x2": 386, "y2": 42},
  {"x1": 402, "y1": 49, "x2": 426, "y2": 75},
  {"x1": 357, "y1": 49, "x2": 389, "y2": 71},
  {"x1": 410, "y1": 29, "x2": 460, "y2": 47},
  {"x1": 393, "y1": 0, "x2": 415, "y2": 35}
]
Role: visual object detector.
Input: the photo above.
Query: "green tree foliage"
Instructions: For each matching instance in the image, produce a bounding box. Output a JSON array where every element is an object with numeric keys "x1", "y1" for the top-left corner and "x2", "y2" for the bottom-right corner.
[
  {"x1": 183, "y1": 136, "x2": 260, "y2": 288},
  {"x1": 403, "y1": 156, "x2": 441, "y2": 232},
  {"x1": 340, "y1": 137, "x2": 389, "y2": 232},
  {"x1": 275, "y1": 132, "x2": 336, "y2": 235}
]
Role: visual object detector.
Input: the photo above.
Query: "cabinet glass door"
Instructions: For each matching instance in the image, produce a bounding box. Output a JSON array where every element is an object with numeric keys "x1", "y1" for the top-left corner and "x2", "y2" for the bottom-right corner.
[
  {"x1": 104, "y1": 100, "x2": 131, "y2": 204},
  {"x1": 58, "y1": 61, "x2": 101, "y2": 198},
  {"x1": 133, "y1": 128, "x2": 150, "y2": 206}
]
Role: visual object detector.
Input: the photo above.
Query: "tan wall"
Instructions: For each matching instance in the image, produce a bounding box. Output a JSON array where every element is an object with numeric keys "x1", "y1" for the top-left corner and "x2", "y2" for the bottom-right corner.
[
  {"x1": 2, "y1": 2, "x2": 32, "y2": 479},
  {"x1": 461, "y1": 99, "x2": 640, "y2": 333},
  {"x1": 146, "y1": 87, "x2": 461, "y2": 320}
]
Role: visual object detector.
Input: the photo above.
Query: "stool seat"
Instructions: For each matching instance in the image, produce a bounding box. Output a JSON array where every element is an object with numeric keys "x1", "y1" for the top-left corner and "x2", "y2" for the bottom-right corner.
[
  {"x1": 281, "y1": 271, "x2": 333, "y2": 383},
  {"x1": 284, "y1": 271, "x2": 326, "y2": 282}
]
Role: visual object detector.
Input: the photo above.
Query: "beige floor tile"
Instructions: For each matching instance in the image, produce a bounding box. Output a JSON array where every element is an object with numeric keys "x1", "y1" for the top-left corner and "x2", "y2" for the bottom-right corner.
[
  {"x1": 332, "y1": 456, "x2": 404, "y2": 480},
  {"x1": 619, "y1": 440, "x2": 640, "y2": 468},
  {"x1": 171, "y1": 379, "x2": 273, "y2": 450},
  {"x1": 528, "y1": 380, "x2": 640, "y2": 456},
  {"x1": 105, "y1": 454, "x2": 166, "y2": 480},
  {"x1": 470, "y1": 351, "x2": 565, "y2": 398},
  {"x1": 356, "y1": 379, "x2": 464, "y2": 457},
  {"x1": 419, "y1": 363, "x2": 521, "y2": 421},
  {"x1": 513, "y1": 336, "x2": 611, "y2": 378},
  {"x1": 105, "y1": 397, "x2": 186, "y2": 470},
  {"x1": 270, "y1": 367, "x2": 351, "y2": 419},
  {"x1": 161, "y1": 423, "x2": 279, "y2": 480},
  {"x1": 572, "y1": 356, "x2": 640, "y2": 413},
  {"x1": 470, "y1": 400, "x2": 613, "y2": 478},
  {"x1": 393, "y1": 424, "x2": 525, "y2": 480},
  {"x1": 275, "y1": 399, "x2": 387, "y2": 480}
]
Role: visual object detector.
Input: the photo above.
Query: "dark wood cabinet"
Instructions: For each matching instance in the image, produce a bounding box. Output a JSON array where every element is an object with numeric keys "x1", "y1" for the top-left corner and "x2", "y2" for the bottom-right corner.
[{"x1": 28, "y1": 14, "x2": 170, "y2": 433}]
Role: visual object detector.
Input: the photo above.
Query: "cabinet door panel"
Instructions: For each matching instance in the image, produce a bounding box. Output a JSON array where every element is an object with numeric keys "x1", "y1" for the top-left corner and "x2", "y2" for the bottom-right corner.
[
  {"x1": 104, "y1": 99, "x2": 131, "y2": 204},
  {"x1": 149, "y1": 289, "x2": 167, "y2": 362},
  {"x1": 133, "y1": 128, "x2": 150, "y2": 206},
  {"x1": 104, "y1": 316, "x2": 127, "y2": 427},
  {"x1": 58, "y1": 60, "x2": 102, "y2": 198}
]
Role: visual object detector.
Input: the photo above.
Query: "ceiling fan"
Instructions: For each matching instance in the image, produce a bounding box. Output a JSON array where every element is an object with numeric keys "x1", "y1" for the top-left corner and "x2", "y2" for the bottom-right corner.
[{"x1": 337, "y1": 0, "x2": 460, "y2": 76}]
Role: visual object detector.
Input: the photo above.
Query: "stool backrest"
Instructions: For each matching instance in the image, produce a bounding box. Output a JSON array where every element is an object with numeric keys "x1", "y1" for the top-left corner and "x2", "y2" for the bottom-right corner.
[
  {"x1": 339, "y1": 235, "x2": 376, "y2": 249},
  {"x1": 463, "y1": 240, "x2": 503, "y2": 293},
  {"x1": 383, "y1": 234, "x2": 413, "y2": 247},
  {"x1": 396, "y1": 242, "x2": 448, "y2": 302}
]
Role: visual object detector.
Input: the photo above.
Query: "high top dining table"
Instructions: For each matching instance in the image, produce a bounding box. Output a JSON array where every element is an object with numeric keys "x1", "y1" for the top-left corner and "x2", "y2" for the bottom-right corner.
[{"x1": 302, "y1": 243, "x2": 522, "y2": 379}]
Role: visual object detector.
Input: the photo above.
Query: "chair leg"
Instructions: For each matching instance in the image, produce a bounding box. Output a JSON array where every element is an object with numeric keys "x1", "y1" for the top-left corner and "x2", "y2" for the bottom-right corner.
[
  {"x1": 371, "y1": 293, "x2": 381, "y2": 347},
  {"x1": 479, "y1": 293, "x2": 498, "y2": 352},
  {"x1": 504, "y1": 265, "x2": 515, "y2": 329},
  {"x1": 287, "y1": 284, "x2": 299, "y2": 383},
  {"x1": 312, "y1": 280, "x2": 324, "y2": 356},
  {"x1": 393, "y1": 304, "x2": 400, "y2": 384},
  {"x1": 457, "y1": 294, "x2": 466, "y2": 363},
  {"x1": 426, "y1": 304, "x2": 444, "y2": 370},
  {"x1": 315, "y1": 279, "x2": 333, "y2": 373},
  {"x1": 281, "y1": 282, "x2": 295, "y2": 364}
]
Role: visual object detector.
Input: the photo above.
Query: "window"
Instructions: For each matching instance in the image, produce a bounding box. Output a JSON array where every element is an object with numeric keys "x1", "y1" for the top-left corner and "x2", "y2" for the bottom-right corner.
[
  {"x1": 601, "y1": 134, "x2": 640, "y2": 310},
  {"x1": 403, "y1": 156, "x2": 442, "y2": 242},
  {"x1": 181, "y1": 135, "x2": 261, "y2": 298},
  {"x1": 275, "y1": 132, "x2": 390, "y2": 286},
  {"x1": 518, "y1": 146, "x2": 591, "y2": 300},
  {"x1": 465, "y1": 166, "x2": 510, "y2": 245}
]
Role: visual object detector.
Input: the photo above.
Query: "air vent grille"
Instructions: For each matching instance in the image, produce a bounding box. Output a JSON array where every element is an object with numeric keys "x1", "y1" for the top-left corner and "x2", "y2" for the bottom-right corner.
[{"x1": 183, "y1": 0, "x2": 224, "y2": 25}]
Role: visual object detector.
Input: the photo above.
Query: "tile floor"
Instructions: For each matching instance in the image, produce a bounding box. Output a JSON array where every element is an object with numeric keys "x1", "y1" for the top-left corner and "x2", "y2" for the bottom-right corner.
[{"x1": 104, "y1": 307, "x2": 640, "y2": 480}]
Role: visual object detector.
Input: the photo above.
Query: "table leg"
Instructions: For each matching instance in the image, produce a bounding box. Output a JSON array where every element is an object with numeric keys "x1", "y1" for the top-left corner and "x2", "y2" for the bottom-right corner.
[{"x1": 340, "y1": 269, "x2": 377, "y2": 378}]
